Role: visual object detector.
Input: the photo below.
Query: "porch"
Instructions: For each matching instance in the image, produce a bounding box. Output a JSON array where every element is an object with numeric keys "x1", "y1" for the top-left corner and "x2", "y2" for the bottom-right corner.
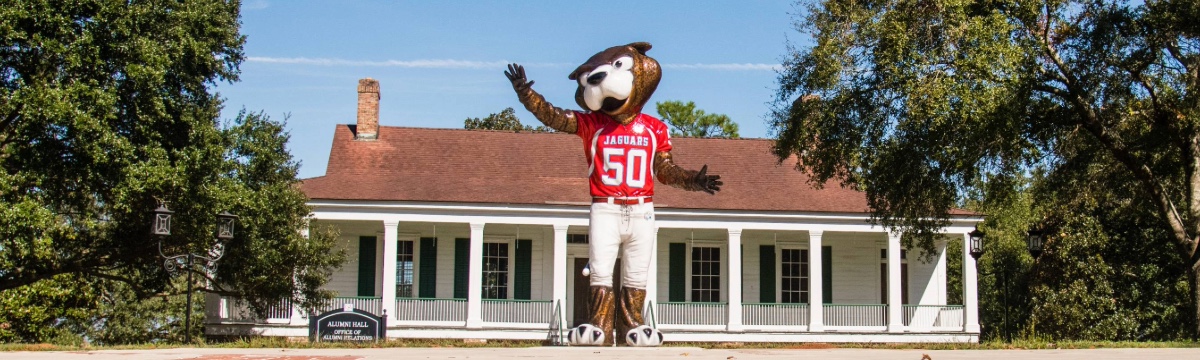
[
  {"x1": 207, "y1": 296, "x2": 969, "y2": 342},
  {"x1": 205, "y1": 206, "x2": 982, "y2": 342}
]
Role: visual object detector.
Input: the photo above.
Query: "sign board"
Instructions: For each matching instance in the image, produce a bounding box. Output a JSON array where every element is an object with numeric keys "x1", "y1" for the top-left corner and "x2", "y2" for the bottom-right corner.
[{"x1": 309, "y1": 305, "x2": 386, "y2": 342}]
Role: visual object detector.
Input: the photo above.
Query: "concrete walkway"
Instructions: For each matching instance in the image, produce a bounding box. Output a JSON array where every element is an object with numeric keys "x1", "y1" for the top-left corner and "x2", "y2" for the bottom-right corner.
[{"x1": 7, "y1": 347, "x2": 1200, "y2": 360}]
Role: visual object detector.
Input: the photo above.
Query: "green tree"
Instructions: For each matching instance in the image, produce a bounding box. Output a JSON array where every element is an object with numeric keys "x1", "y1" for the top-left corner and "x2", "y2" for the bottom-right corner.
[
  {"x1": 655, "y1": 100, "x2": 740, "y2": 138},
  {"x1": 0, "y1": 1, "x2": 343, "y2": 343},
  {"x1": 464, "y1": 107, "x2": 551, "y2": 132},
  {"x1": 771, "y1": 0, "x2": 1200, "y2": 337},
  {"x1": 1020, "y1": 145, "x2": 1191, "y2": 340},
  {"x1": 0, "y1": 275, "x2": 98, "y2": 344}
]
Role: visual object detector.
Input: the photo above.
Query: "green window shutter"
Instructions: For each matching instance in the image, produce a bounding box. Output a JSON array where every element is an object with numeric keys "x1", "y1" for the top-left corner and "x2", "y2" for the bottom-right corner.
[
  {"x1": 453, "y1": 238, "x2": 469, "y2": 299},
  {"x1": 822, "y1": 246, "x2": 832, "y2": 303},
  {"x1": 419, "y1": 237, "x2": 437, "y2": 298},
  {"x1": 515, "y1": 239, "x2": 532, "y2": 300},
  {"x1": 668, "y1": 243, "x2": 686, "y2": 302},
  {"x1": 357, "y1": 236, "x2": 377, "y2": 297},
  {"x1": 759, "y1": 245, "x2": 775, "y2": 303}
]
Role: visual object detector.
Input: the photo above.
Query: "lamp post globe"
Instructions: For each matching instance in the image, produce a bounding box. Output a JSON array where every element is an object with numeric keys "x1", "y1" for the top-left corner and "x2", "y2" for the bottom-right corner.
[
  {"x1": 968, "y1": 228, "x2": 985, "y2": 260},
  {"x1": 1026, "y1": 229, "x2": 1045, "y2": 260},
  {"x1": 216, "y1": 211, "x2": 239, "y2": 240},
  {"x1": 153, "y1": 204, "x2": 174, "y2": 236}
]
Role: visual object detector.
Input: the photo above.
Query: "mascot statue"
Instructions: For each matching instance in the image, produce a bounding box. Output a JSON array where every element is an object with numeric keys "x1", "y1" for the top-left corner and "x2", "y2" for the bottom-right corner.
[{"x1": 505, "y1": 42, "x2": 722, "y2": 346}]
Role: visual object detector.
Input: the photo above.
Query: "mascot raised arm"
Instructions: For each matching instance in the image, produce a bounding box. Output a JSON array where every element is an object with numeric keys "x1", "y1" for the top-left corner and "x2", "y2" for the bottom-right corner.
[{"x1": 505, "y1": 42, "x2": 722, "y2": 347}]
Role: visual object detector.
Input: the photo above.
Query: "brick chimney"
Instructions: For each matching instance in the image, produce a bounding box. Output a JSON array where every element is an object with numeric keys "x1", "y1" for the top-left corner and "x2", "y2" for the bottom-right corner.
[{"x1": 355, "y1": 78, "x2": 380, "y2": 140}]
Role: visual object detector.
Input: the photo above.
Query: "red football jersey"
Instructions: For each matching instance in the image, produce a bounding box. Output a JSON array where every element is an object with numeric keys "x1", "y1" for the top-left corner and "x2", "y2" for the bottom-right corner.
[{"x1": 575, "y1": 112, "x2": 673, "y2": 198}]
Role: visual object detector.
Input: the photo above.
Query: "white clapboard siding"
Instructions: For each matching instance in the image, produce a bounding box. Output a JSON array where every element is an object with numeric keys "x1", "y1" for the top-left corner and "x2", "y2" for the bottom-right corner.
[
  {"x1": 538, "y1": 227, "x2": 553, "y2": 301},
  {"x1": 828, "y1": 232, "x2": 885, "y2": 304},
  {"x1": 527, "y1": 234, "x2": 545, "y2": 300},
  {"x1": 325, "y1": 234, "x2": 360, "y2": 297},
  {"x1": 742, "y1": 235, "x2": 761, "y2": 304},
  {"x1": 908, "y1": 241, "x2": 946, "y2": 305},
  {"x1": 435, "y1": 235, "x2": 456, "y2": 299}
]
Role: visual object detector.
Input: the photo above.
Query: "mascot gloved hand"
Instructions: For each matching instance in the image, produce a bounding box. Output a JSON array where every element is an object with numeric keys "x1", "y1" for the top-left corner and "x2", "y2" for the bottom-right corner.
[{"x1": 506, "y1": 42, "x2": 719, "y2": 346}]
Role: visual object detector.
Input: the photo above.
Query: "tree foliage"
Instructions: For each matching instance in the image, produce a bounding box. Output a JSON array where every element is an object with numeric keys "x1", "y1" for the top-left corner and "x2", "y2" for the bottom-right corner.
[
  {"x1": 464, "y1": 107, "x2": 551, "y2": 132},
  {"x1": 0, "y1": 274, "x2": 99, "y2": 344},
  {"x1": 0, "y1": 1, "x2": 343, "y2": 343},
  {"x1": 772, "y1": 0, "x2": 1200, "y2": 337},
  {"x1": 655, "y1": 100, "x2": 740, "y2": 138}
]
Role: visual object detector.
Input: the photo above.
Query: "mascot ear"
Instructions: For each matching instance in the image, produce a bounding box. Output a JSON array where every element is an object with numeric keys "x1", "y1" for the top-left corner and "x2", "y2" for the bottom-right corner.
[{"x1": 627, "y1": 42, "x2": 652, "y2": 55}]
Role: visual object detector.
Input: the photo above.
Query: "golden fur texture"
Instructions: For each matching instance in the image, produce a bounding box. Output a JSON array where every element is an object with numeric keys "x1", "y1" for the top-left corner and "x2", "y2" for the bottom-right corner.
[
  {"x1": 589, "y1": 285, "x2": 617, "y2": 346},
  {"x1": 615, "y1": 287, "x2": 648, "y2": 338}
]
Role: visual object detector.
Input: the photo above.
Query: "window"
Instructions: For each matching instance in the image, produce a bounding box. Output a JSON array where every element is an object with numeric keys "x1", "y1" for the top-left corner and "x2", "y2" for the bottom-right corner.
[
  {"x1": 396, "y1": 240, "x2": 414, "y2": 298},
  {"x1": 690, "y1": 246, "x2": 721, "y2": 302},
  {"x1": 483, "y1": 242, "x2": 510, "y2": 299},
  {"x1": 880, "y1": 249, "x2": 909, "y2": 304},
  {"x1": 780, "y1": 248, "x2": 809, "y2": 303},
  {"x1": 567, "y1": 234, "x2": 589, "y2": 244}
]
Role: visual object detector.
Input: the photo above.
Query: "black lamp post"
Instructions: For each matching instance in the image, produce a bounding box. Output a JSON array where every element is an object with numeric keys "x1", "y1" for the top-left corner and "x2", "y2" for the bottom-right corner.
[
  {"x1": 1026, "y1": 229, "x2": 1044, "y2": 260},
  {"x1": 154, "y1": 204, "x2": 238, "y2": 344},
  {"x1": 969, "y1": 226, "x2": 1044, "y2": 342}
]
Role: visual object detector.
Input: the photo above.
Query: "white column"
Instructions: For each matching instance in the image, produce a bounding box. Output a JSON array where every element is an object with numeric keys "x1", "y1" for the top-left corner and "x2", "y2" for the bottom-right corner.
[
  {"x1": 381, "y1": 220, "x2": 399, "y2": 321},
  {"x1": 552, "y1": 224, "x2": 568, "y2": 327},
  {"x1": 726, "y1": 228, "x2": 743, "y2": 332},
  {"x1": 466, "y1": 222, "x2": 485, "y2": 328},
  {"x1": 808, "y1": 230, "x2": 824, "y2": 332},
  {"x1": 646, "y1": 227, "x2": 660, "y2": 306},
  {"x1": 886, "y1": 232, "x2": 903, "y2": 332},
  {"x1": 934, "y1": 239, "x2": 948, "y2": 305},
  {"x1": 963, "y1": 233, "x2": 980, "y2": 333}
]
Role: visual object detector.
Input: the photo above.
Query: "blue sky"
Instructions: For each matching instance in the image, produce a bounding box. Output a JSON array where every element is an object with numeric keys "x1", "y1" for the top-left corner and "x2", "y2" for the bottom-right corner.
[{"x1": 217, "y1": 0, "x2": 806, "y2": 179}]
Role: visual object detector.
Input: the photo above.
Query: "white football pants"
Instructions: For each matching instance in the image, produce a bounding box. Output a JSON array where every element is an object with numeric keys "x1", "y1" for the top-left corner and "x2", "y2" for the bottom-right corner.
[{"x1": 588, "y1": 202, "x2": 655, "y2": 289}]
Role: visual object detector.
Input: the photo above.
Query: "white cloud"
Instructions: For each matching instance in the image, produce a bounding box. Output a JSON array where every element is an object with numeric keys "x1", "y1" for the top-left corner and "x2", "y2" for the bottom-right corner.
[
  {"x1": 247, "y1": 56, "x2": 777, "y2": 71},
  {"x1": 243, "y1": 0, "x2": 269, "y2": 10}
]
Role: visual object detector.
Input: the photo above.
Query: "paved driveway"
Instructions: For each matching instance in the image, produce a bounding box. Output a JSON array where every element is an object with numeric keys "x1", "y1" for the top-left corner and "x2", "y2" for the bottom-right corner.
[{"x1": 7, "y1": 347, "x2": 1200, "y2": 360}]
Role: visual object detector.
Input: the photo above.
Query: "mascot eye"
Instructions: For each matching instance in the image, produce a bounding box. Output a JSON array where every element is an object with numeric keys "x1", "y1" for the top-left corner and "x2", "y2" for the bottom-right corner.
[{"x1": 612, "y1": 56, "x2": 634, "y2": 71}]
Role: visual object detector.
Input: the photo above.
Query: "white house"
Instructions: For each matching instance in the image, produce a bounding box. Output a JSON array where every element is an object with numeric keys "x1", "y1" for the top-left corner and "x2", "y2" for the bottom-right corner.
[{"x1": 205, "y1": 79, "x2": 984, "y2": 343}]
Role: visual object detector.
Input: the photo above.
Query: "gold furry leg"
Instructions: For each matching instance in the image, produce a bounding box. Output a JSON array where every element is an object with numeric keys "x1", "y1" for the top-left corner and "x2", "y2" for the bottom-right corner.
[
  {"x1": 615, "y1": 287, "x2": 647, "y2": 344},
  {"x1": 589, "y1": 286, "x2": 616, "y2": 346}
]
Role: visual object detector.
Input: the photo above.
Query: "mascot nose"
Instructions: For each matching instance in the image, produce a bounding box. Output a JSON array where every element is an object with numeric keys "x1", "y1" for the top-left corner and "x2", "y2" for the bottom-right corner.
[{"x1": 587, "y1": 71, "x2": 607, "y2": 85}]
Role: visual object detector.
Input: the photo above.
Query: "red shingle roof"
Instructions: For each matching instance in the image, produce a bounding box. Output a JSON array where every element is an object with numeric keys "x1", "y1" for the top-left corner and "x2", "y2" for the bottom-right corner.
[{"x1": 301, "y1": 125, "x2": 878, "y2": 213}]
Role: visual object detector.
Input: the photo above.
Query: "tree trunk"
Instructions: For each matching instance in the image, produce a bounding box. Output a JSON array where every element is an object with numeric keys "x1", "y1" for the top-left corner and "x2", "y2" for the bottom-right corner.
[{"x1": 1192, "y1": 262, "x2": 1200, "y2": 340}]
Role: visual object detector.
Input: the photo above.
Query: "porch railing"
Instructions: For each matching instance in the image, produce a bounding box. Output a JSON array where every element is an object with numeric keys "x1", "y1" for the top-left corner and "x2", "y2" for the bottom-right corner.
[
  {"x1": 743, "y1": 303, "x2": 809, "y2": 326},
  {"x1": 823, "y1": 304, "x2": 886, "y2": 327},
  {"x1": 548, "y1": 300, "x2": 566, "y2": 346},
  {"x1": 644, "y1": 300, "x2": 658, "y2": 328},
  {"x1": 213, "y1": 296, "x2": 293, "y2": 323},
  {"x1": 656, "y1": 302, "x2": 727, "y2": 326},
  {"x1": 394, "y1": 298, "x2": 467, "y2": 322},
  {"x1": 903, "y1": 305, "x2": 964, "y2": 329},
  {"x1": 482, "y1": 299, "x2": 554, "y2": 324},
  {"x1": 313, "y1": 296, "x2": 383, "y2": 317}
]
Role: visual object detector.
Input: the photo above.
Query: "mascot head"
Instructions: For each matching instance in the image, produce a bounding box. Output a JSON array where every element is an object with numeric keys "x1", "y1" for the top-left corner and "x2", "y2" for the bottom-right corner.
[{"x1": 568, "y1": 42, "x2": 661, "y2": 124}]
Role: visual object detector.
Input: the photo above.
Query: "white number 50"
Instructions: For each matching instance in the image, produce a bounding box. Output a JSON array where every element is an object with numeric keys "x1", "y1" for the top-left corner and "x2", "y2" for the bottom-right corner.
[{"x1": 600, "y1": 148, "x2": 648, "y2": 188}]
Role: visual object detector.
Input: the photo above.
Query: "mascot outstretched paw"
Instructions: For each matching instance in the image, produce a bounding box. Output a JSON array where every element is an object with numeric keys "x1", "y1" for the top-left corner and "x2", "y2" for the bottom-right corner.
[
  {"x1": 567, "y1": 323, "x2": 606, "y2": 346},
  {"x1": 625, "y1": 325, "x2": 663, "y2": 347}
]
